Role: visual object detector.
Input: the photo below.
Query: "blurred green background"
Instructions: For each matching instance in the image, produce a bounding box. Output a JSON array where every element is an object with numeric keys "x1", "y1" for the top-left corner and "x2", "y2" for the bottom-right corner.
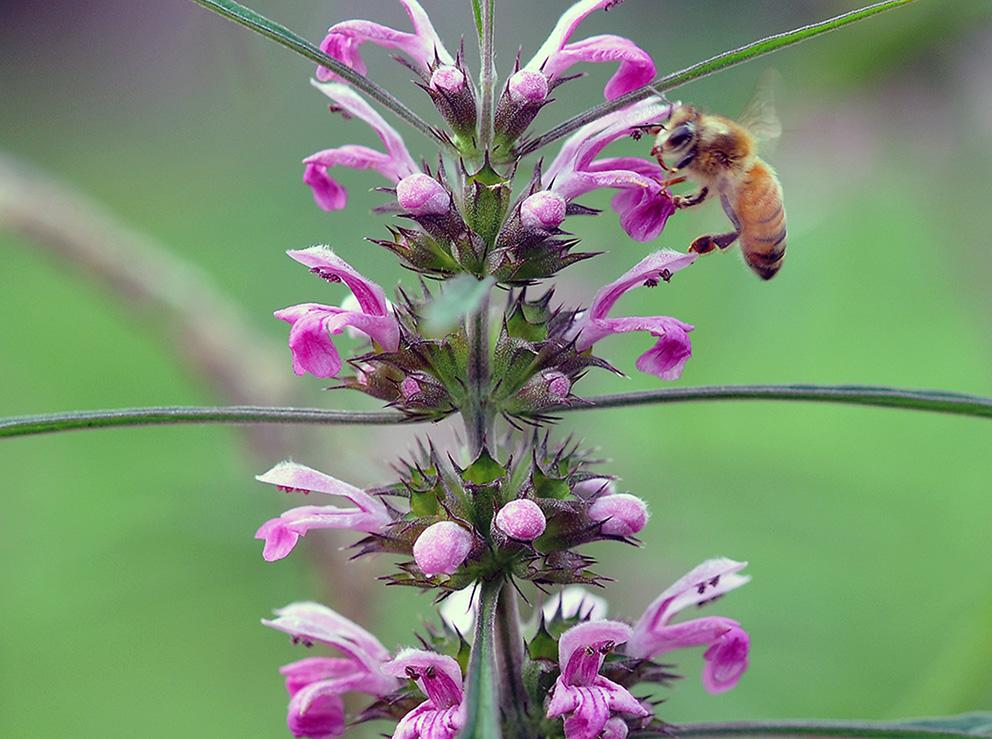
[{"x1": 2, "y1": 1, "x2": 991, "y2": 736}]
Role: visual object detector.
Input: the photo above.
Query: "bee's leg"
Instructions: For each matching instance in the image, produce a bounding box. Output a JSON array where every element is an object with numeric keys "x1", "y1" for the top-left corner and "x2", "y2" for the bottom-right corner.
[
  {"x1": 689, "y1": 230, "x2": 739, "y2": 254},
  {"x1": 673, "y1": 187, "x2": 709, "y2": 209}
]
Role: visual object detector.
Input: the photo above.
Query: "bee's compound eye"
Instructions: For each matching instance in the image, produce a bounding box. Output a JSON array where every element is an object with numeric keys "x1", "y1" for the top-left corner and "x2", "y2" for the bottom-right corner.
[{"x1": 667, "y1": 124, "x2": 694, "y2": 149}]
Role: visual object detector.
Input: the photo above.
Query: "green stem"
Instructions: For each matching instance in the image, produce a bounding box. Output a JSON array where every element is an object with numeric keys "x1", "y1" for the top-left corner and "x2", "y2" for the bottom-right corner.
[
  {"x1": 460, "y1": 579, "x2": 502, "y2": 739},
  {"x1": 516, "y1": 0, "x2": 915, "y2": 158},
  {"x1": 636, "y1": 718, "x2": 985, "y2": 738},
  {"x1": 493, "y1": 582, "x2": 528, "y2": 738},
  {"x1": 478, "y1": 0, "x2": 496, "y2": 152},
  {"x1": 551, "y1": 385, "x2": 992, "y2": 420},
  {"x1": 0, "y1": 406, "x2": 409, "y2": 439},
  {"x1": 463, "y1": 290, "x2": 494, "y2": 455},
  {"x1": 188, "y1": 0, "x2": 445, "y2": 146}
]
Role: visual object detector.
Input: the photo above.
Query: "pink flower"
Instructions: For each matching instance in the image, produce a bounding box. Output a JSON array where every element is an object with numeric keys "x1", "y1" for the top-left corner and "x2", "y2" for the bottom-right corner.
[
  {"x1": 413, "y1": 521, "x2": 473, "y2": 576},
  {"x1": 588, "y1": 493, "x2": 649, "y2": 537},
  {"x1": 317, "y1": 0, "x2": 452, "y2": 81},
  {"x1": 570, "y1": 250, "x2": 697, "y2": 381},
  {"x1": 543, "y1": 99, "x2": 675, "y2": 241},
  {"x1": 626, "y1": 558, "x2": 751, "y2": 694},
  {"x1": 303, "y1": 82, "x2": 419, "y2": 212},
  {"x1": 524, "y1": 0, "x2": 655, "y2": 101},
  {"x1": 275, "y1": 247, "x2": 400, "y2": 379},
  {"x1": 494, "y1": 499, "x2": 547, "y2": 541},
  {"x1": 547, "y1": 621, "x2": 650, "y2": 739},
  {"x1": 383, "y1": 649, "x2": 466, "y2": 739},
  {"x1": 255, "y1": 461, "x2": 392, "y2": 562},
  {"x1": 264, "y1": 602, "x2": 399, "y2": 738}
]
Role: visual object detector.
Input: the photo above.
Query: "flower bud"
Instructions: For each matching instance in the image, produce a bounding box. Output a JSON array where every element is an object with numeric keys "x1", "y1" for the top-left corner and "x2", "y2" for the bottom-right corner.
[
  {"x1": 494, "y1": 499, "x2": 547, "y2": 541},
  {"x1": 430, "y1": 65, "x2": 466, "y2": 94},
  {"x1": 504, "y1": 370, "x2": 572, "y2": 414},
  {"x1": 413, "y1": 521, "x2": 473, "y2": 576},
  {"x1": 397, "y1": 173, "x2": 451, "y2": 216},
  {"x1": 507, "y1": 70, "x2": 548, "y2": 104},
  {"x1": 573, "y1": 476, "x2": 617, "y2": 499},
  {"x1": 399, "y1": 376, "x2": 422, "y2": 400},
  {"x1": 520, "y1": 191, "x2": 566, "y2": 231},
  {"x1": 588, "y1": 493, "x2": 649, "y2": 537},
  {"x1": 425, "y1": 64, "x2": 477, "y2": 151},
  {"x1": 494, "y1": 71, "x2": 550, "y2": 156}
]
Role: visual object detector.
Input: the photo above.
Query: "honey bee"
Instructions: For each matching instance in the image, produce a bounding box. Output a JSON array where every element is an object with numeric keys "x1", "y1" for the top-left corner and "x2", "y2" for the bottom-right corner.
[{"x1": 651, "y1": 78, "x2": 786, "y2": 280}]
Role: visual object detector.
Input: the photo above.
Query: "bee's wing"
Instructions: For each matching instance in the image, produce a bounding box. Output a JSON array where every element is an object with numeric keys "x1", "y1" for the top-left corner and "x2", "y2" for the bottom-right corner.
[{"x1": 738, "y1": 70, "x2": 782, "y2": 144}]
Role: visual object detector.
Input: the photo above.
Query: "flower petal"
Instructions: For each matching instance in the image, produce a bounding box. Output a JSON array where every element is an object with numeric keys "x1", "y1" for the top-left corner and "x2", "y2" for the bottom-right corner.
[
  {"x1": 587, "y1": 250, "x2": 698, "y2": 322},
  {"x1": 526, "y1": 0, "x2": 619, "y2": 73},
  {"x1": 256, "y1": 461, "x2": 389, "y2": 521},
  {"x1": 287, "y1": 247, "x2": 390, "y2": 316},
  {"x1": 318, "y1": 0, "x2": 452, "y2": 80},
  {"x1": 384, "y1": 649, "x2": 463, "y2": 709},
  {"x1": 543, "y1": 35, "x2": 655, "y2": 100},
  {"x1": 627, "y1": 558, "x2": 750, "y2": 658},
  {"x1": 558, "y1": 620, "x2": 632, "y2": 684},
  {"x1": 702, "y1": 624, "x2": 750, "y2": 693}
]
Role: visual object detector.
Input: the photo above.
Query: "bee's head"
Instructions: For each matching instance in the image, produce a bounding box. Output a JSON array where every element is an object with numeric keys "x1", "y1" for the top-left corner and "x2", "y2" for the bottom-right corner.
[{"x1": 652, "y1": 106, "x2": 699, "y2": 170}]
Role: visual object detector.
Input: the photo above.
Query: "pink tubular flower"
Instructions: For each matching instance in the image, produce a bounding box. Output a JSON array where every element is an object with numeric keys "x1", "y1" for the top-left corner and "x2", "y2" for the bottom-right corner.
[
  {"x1": 524, "y1": 0, "x2": 655, "y2": 101},
  {"x1": 317, "y1": 0, "x2": 452, "y2": 81},
  {"x1": 303, "y1": 82, "x2": 419, "y2": 212},
  {"x1": 547, "y1": 621, "x2": 650, "y2": 739},
  {"x1": 543, "y1": 99, "x2": 675, "y2": 241},
  {"x1": 264, "y1": 602, "x2": 399, "y2": 738},
  {"x1": 588, "y1": 493, "x2": 649, "y2": 537},
  {"x1": 255, "y1": 461, "x2": 392, "y2": 562},
  {"x1": 626, "y1": 558, "x2": 751, "y2": 694},
  {"x1": 384, "y1": 649, "x2": 466, "y2": 739},
  {"x1": 413, "y1": 521, "x2": 473, "y2": 576},
  {"x1": 274, "y1": 246, "x2": 400, "y2": 379},
  {"x1": 570, "y1": 249, "x2": 697, "y2": 381}
]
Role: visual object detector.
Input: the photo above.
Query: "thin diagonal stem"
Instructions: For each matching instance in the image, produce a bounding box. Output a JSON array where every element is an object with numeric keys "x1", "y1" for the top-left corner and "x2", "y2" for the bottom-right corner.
[
  {"x1": 478, "y1": 0, "x2": 496, "y2": 151},
  {"x1": 188, "y1": 0, "x2": 447, "y2": 147},
  {"x1": 551, "y1": 385, "x2": 992, "y2": 420},
  {"x1": 636, "y1": 718, "x2": 984, "y2": 737},
  {"x1": 516, "y1": 0, "x2": 915, "y2": 157},
  {"x1": 0, "y1": 406, "x2": 411, "y2": 439}
]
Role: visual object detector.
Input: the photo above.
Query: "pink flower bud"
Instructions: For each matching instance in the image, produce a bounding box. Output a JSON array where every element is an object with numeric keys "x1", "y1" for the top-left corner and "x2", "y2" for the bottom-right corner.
[
  {"x1": 520, "y1": 191, "x2": 566, "y2": 230},
  {"x1": 508, "y1": 70, "x2": 548, "y2": 104},
  {"x1": 430, "y1": 65, "x2": 466, "y2": 94},
  {"x1": 397, "y1": 173, "x2": 450, "y2": 216},
  {"x1": 494, "y1": 499, "x2": 547, "y2": 541},
  {"x1": 545, "y1": 371, "x2": 571, "y2": 402},
  {"x1": 588, "y1": 493, "x2": 649, "y2": 537},
  {"x1": 399, "y1": 376, "x2": 421, "y2": 399},
  {"x1": 413, "y1": 521, "x2": 473, "y2": 576}
]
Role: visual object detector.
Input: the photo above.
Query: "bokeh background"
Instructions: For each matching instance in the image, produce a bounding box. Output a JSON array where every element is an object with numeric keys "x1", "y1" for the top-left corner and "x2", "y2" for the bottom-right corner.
[{"x1": 2, "y1": 1, "x2": 991, "y2": 736}]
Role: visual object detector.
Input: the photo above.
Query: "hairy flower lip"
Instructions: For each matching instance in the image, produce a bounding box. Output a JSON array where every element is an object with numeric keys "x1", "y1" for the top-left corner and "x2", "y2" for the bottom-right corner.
[
  {"x1": 524, "y1": 0, "x2": 655, "y2": 101},
  {"x1": 316, "y1": 0, "x2": 453, "y2": 82},
  {"x1": 625, "y1": 558, "x2": 751, "y2": 694},
  {"x1": 303, "y1": 81, "x2": 419, "y2": 213}
]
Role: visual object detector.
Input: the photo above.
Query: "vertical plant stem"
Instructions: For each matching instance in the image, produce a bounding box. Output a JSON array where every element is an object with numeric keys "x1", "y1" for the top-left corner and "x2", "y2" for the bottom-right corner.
[
  {"x1": 477, "y1": 0, "x2": 496, "y2": 152},
  {"x1": 464, "y1": 290, "x2": 493, "y2": 455},
  {"x1": 494, "y1": 581, "x2": 529, "y2": 738},
  {"x1": 461, "y1": 578, "x2": 502, "y2": 739}
]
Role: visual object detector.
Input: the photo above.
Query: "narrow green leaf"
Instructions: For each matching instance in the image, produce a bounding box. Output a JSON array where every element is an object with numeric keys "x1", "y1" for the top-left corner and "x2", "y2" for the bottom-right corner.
[
  {"x1": 471, "y1": 0, "x2": 483, "y2": 43},
  {"x1": 0, "y1": 406, "x2": 409, "y2": 439},
  {"x1": 517, "y1": 0, "x2": 916, "y2": 157},
  {"x1": 188, "y1": 0, "x2": 443, "y2": 144},
  {"x1": 423, "y1": 275, "x2": 496, "y2": 337},
  {"x1": 459, "y1": 579, "x2": 502, "y2": 739},
  {"x1": 2, "y1": 384, "x2": 990, "y2": 441},
  {"x1": 636, "y1": 713, "x2": 992, "y2": 737},
  {"x1": 551, "y1": 385, "x2": 992, "y2": 420}
]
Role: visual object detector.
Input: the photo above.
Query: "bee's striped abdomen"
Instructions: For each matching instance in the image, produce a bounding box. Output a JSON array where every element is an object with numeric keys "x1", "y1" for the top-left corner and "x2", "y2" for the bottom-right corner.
[{"x1": 736, "y1": 159, "x2": 786, "y2": 280}]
